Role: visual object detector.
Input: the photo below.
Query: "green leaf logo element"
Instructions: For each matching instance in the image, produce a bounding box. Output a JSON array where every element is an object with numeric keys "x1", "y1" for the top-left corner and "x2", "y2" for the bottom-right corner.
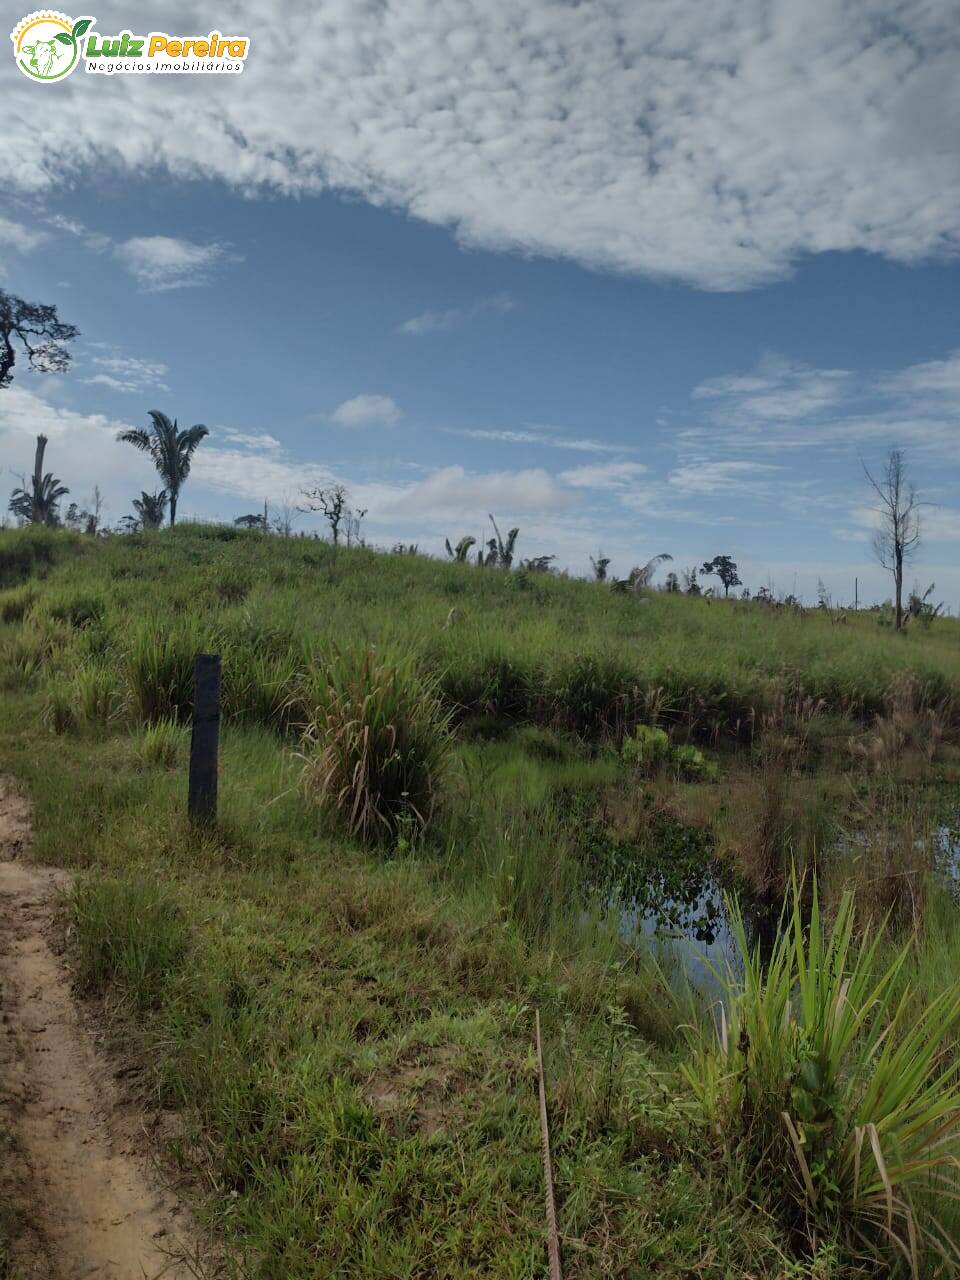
[
  {"x1": 72, "y1": 17, "x2": 92, "y2": 38},
  {"x1": 55, "y1": 32, "x2": 73, "y2": 45}
]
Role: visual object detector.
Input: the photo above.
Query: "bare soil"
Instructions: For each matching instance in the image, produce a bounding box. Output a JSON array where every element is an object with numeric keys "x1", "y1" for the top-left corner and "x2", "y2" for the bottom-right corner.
[{"x1": 0, "y1": 775, "x2": 203, "y2": 1279}]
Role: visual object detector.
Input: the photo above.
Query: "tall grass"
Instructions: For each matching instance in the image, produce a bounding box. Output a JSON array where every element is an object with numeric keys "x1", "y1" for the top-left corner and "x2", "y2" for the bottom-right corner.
[
  {"x1": 300, "y1": 645, "x2": 453, "y2": 843},
  {"x1": 684, "y1": 878, "x2": 960, "y2": 1274},
  {"x1": 125, "y1": 615, "x2": 215, "y2": 724},
  {"x1": 71, "y1": 661, "x2": 124, "y2": 725}
]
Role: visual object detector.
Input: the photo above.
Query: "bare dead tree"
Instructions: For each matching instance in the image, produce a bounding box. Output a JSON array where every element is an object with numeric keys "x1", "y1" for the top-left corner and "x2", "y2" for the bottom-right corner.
[
  {"x1": 863, "y1": 448, "x2": 922, "y2": 632},
  {"x1": 298, "y1": 483, "x2": 349, "y2": 544}
]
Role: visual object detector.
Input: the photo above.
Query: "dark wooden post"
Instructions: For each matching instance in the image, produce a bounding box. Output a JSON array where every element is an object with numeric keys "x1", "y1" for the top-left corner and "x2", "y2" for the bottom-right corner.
[{"x1": 188, "y1": 654, "x2": 220, "y2": 822}]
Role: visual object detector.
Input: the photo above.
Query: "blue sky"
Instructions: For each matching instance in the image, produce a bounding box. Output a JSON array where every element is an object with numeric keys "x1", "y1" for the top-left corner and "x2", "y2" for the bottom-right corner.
[{"x1": 3, "y1": 0, "x2": 960, "y2": 604}]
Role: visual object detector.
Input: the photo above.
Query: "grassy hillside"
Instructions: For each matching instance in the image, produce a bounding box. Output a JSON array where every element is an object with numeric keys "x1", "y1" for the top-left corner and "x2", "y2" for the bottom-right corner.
[
  {"x1": 3, "y1": 522, "x2": 960, "y2": 737},
  {"x1": 3, "y1": 522, "x2": 960, "y2": 1279}
]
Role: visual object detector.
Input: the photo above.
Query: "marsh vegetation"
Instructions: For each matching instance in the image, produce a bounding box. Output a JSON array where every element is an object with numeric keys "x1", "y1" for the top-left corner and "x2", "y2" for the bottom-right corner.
[{"x1": 3, "y1": 522, "x2": 960, "y2": 1277}]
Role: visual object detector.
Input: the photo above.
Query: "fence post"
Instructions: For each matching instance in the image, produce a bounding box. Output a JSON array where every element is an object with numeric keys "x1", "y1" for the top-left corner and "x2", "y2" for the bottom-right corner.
[{"x1": 188, "y1": 653, "x2": 220, "y2": 823}]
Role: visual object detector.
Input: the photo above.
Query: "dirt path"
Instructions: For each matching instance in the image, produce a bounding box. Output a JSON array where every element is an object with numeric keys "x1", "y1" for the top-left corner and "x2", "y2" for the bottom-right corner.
[{"x1": 0, "y1": 776, "x2": 202, "y2": 1279}]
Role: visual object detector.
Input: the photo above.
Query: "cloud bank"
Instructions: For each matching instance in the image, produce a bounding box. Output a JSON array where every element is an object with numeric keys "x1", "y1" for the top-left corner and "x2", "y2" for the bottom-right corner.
[{"x1": 3, "y1": 0, "x2": 959, "y2": 289}]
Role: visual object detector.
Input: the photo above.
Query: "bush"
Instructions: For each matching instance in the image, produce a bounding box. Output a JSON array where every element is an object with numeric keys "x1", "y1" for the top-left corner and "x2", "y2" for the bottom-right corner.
[
  {"x1": 684, "y1": 878, "x2": 960, "y2": 1272},
  {"x1": 300, "y1": 645, "x2": 452, "y2": 844},
  {"x1": 622, "y1": 724, "x2": 670, "y2": 770},
  {"x1": 622, "y1": 725, "x2": 718, "y2": 779}
]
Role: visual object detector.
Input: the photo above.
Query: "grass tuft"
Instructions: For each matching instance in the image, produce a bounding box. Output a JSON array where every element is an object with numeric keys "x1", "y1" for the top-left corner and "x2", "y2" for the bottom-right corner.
[
  {"x1": 300, "y1": 644, "x2": 452, "y2": 844},
  {"x1": 135, "y1": 717, "x2": 187, "y2": 769},
  {"x1": 684, "y1": 875, "x2": 960, "y2": 1274}
]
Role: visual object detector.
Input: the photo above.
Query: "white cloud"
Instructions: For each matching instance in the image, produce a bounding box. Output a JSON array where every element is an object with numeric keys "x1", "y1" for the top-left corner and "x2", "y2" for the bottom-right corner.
[
  {"x1": 0, "y1": 216, "x2": 46, "y2": 253},
  {"x1": 330, "y1": 394, "x2": 402, "y2": 428},
  {"x1": 216, "y1": 427, "x2": 283, "y2": 450},
  {"x1": 367, "y1": 465, "x2": 569, "y2": 522},
  {"x1": 452, "y1": 427, "x2": 630, "y2": 454},
  {"x1": 82, "y1": 351, "x2": 169, "y2": 393},
  {"x1": 3, "y1": 2, "x2": 959, "y2": 289},
  {"x1": 692, "y1": 356, "x2": 852, "y2": 424},
  {"x1": 46, "y1": 213, "x2": 111, "y2": 253},
  {"x1": 668, "y1": 460, "x2": 783, "y2": 495},
  {"x1": 85, "y1": 374, "x2": 134, "y2": 392},
  {"x1": 113, "y1": 236, "x2": 233, "y2": 291},
  {"x1": 399, "y1": 293, "x2": 515, "y2": 335},
  {"x1": 559, "y1": 461, "x2": 649, "y2": 489},
  {"x1": 882, "y1": 352, "x2": 960, "y2": 399}
]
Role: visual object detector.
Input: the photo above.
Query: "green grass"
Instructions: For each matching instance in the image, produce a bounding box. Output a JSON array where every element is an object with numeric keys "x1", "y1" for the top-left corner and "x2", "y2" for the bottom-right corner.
[
  {"x1": 685, "y1": 878, "x2": 960, "y2": 1274},
  {"x1": 0, "y1": 711, "x2": 801, "y2": 1278},
  {"x1": 2, "y1": 523, "x2": 960, "y2": 1278},
  {"x1": 3, "y1": 523, "x2": 959, "y2": 743}
]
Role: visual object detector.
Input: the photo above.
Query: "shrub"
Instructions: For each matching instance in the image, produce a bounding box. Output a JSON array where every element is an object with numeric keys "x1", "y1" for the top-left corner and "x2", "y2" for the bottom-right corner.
[
  {"x1": 70, "y1": 877, "x2": 186, "y2": 1011},
  {"x1": 622, "y1": 725, "x2": 717, "y2": 779},
  {"x1": 300, "y1": 645, "x2": 452, "y2": 844},
  {"x1": 136, "y1": 717, "x2": 187, "y2": 769},
  {"x1": 684, "y1": 878, "x2": 960, "y2": 1274},
  {"x1": 622, "y1": 724, "x2": 671, "y2": 770},
  {"x1": 671, "y1": 743, "x2": 718, "y2": 780}
]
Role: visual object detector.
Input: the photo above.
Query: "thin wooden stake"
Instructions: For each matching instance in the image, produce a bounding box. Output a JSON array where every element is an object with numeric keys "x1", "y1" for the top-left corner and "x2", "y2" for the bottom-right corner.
[
  {"x1": 535, "y1": 1008, "x2": 562, "y2": 1280},
  {"x1": 188, "y1": 654, "x2": 220, "y2": 823}
]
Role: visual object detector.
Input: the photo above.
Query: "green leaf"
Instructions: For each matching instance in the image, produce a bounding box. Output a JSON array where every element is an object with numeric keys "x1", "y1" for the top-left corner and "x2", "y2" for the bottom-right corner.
[
  {"x1": 72, "y1": 17, "x2": 92, "y2": 38},
  {"x1": 55, "y1": 32, "x2": 73, "y2": 44}
]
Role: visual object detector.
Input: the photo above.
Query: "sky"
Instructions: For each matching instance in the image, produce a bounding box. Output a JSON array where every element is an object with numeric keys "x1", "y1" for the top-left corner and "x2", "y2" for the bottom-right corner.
[{"x1": 2, "y1": 0, "x2": 960, "y2": 605}]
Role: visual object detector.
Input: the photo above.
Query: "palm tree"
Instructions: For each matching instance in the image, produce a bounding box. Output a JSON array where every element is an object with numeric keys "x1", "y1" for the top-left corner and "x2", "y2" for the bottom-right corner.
[
  {"x1": 445, "y1": 535, "x2": 476, "y2": 562},
  {"x1": 488, "y1": 514, "x2": 519, "y2": 568},
  {"x1": 590, "y1": 554, "x2": 611, "y2": 582},
  {"x1": 132, "y1": 489, "x2": 169, "y2": 530},
  {"x1": 9, "y1": 434, "x2": 68, "y2": 525},
  {"x1": 630, "y1": 553, "x2": 673, "y2": 594},
  {"x1": 117, "y1": 410, "x2": 208, "y2": 527}
]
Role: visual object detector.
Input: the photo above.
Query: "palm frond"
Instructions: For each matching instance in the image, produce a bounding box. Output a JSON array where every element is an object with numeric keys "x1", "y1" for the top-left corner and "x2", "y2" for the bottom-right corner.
[{"x1": 116, "y1": 428, "x2": 153, "y2": 452}]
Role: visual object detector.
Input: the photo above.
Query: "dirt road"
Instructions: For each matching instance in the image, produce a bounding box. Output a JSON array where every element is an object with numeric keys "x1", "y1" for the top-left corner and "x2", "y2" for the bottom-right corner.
[{"x1": 0, "y1": 776, "x2": 202, "y2": 1279}]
